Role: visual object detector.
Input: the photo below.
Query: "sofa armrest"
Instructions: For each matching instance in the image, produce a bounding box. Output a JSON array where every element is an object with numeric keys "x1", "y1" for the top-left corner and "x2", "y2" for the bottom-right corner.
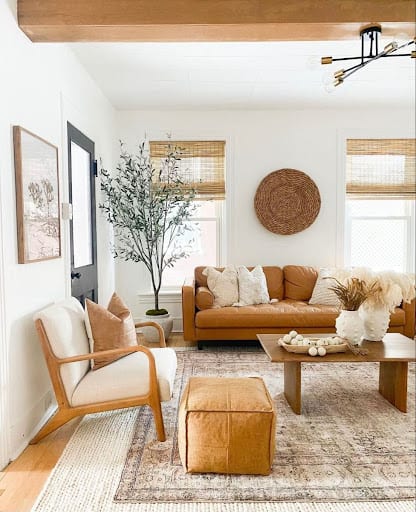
[
  {"x1": 402, "y1": 298, "x2": 415, "y2": 338},
  {"x1": 195, "y1": 286, "x2": 214, "y2": 310},
  {"x1": 182, "y1": 277, "x2": 196, "y2": 342}
]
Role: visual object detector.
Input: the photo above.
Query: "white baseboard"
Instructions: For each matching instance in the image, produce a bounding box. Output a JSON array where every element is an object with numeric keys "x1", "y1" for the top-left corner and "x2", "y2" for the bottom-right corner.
[
  {"x1": 9, "y1": 391, "x2": 57, "y2": 461},
  {"x1": 137, "y1": 290, "x2": 183, "y2": 332}
]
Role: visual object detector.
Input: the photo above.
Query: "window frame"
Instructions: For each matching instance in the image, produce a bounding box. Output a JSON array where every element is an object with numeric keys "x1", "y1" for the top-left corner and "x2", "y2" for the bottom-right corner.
[
  {"x1": 344, "y1": 198, "x2": 415, "y2": 273},
  {"x1": 161, "y1": 198, "x2": 226, "y2": 290},
  {"x1": 340, "y1": 134, "x2": 415, "y2": 273}
]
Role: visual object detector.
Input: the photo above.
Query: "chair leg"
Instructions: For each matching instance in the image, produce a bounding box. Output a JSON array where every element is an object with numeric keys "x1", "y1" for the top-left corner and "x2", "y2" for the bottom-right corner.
[
  {"x1": 150, "y1": 401, "x2": 166, "y2": 442},
  {"x1": 30, "y1": 408, "x2": 78, "y2": 444}
]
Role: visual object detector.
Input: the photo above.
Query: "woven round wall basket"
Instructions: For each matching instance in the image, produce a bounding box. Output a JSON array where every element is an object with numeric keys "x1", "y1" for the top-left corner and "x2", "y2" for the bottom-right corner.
[{"x1": 254, "y1": 168, "x2": 321, "y2": 235}]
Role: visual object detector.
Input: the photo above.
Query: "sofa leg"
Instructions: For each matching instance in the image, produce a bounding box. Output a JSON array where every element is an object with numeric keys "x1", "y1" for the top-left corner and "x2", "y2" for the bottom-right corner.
[{"x1": 197, "y1": 341, "x2": 203, "y2": 350}]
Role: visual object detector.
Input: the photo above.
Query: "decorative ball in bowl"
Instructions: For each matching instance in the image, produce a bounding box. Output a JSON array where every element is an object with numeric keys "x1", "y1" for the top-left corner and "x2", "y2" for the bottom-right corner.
[{"x1": 278, "y1": 331, "x2": 347, "y2": 356}]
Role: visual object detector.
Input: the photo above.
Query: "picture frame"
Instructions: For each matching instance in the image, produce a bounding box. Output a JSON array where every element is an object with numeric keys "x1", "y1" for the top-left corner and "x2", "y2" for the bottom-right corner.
[{"x1": 13, "y1": 126, "x2": 61, "y2": 263}]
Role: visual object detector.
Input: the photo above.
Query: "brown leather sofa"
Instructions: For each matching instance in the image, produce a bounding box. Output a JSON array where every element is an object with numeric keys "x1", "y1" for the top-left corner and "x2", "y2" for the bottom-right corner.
[{"x1": 182, "y1": 265, "x2": 415, "y2": 346}]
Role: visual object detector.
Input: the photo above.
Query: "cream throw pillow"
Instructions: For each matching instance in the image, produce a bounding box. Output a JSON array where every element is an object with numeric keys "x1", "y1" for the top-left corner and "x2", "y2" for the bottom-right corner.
[
  {"x1": 202, "y1": 266, "x2": 239, "y2": 307},
  {"x1": 234, "y1": 265, "x2": 270, "y2": 306},
  {"x1": 85, "y1": 293, "x2": 137, "y2": 370},
  {"x1": 309, "y1": 268, "x2": 340, "y2": 306}
]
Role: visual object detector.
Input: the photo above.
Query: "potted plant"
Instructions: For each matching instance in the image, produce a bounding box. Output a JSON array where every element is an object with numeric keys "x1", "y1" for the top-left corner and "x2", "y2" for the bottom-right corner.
[
  {"x1": 326, "y1": 277, "x2": 377, "y2": 345},
  {"x1": 353, "y1": 269, "x2": 415, "y2": 341},
  {"x1": 100, "y1": 141, "x2": 197, "y2": 341},
  {"x1": 327, "y1": 269, "x2": 415, "y2": 342}
]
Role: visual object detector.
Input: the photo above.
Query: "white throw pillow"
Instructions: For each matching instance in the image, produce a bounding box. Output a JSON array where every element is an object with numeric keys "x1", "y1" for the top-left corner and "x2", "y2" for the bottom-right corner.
[
  {"x1": 202, "y1": 266, "x2": 239, "y2": 307},
  {"x1": 234, "y1": 265, "x2": 270, "y2": 306},
  {"x1": 309, "y1": 268, "x2": 340, "y2": 306}
]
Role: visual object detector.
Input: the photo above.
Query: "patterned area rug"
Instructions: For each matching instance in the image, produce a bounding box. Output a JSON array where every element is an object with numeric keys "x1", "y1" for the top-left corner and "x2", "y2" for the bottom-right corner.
[{"x1": 115, "y1": 350, "x2": 415, "y2": 503}]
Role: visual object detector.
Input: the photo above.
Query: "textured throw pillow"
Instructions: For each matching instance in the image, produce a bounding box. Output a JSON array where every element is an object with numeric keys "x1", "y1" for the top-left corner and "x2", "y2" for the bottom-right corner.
[
  {"x1": 234, "y1": 265, "x2": 270, "y2": 306},
  {"x1": 85, "y1": 293, "x2": 137, "y2": 370},
  {"x1": 309, "y1": 268, "x2": 340, "y2": 306},
  {"x1": 202, "y1": 266, "x2": 239, "y2": 307}
]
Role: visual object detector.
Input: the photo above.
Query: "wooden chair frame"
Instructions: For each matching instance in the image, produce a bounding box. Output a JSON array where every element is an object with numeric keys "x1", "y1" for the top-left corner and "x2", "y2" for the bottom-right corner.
[{"x1": 31, "y1": 320, "x2": 168, "y2": 444}]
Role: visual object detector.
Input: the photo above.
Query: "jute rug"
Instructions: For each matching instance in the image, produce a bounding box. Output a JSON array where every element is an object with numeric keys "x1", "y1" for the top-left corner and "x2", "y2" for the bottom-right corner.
[
  {"x1": 31, "y1": 349, "x2": 415, "y2": 512},
  {"x1": 115, "y1": 350, "x2": 415, "y2": 504}
]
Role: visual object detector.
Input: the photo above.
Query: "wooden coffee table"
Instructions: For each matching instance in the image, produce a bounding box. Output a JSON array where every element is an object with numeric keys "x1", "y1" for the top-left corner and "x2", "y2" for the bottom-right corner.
[{"x1": 257, "y1": 333, "x2": 416, "y2": 414}]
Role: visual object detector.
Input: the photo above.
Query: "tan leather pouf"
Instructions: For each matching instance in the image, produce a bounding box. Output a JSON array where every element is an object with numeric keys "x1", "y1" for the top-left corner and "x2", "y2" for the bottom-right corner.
[{"x1": 178, "y1": 377, "x2": 276, "y2": 475}]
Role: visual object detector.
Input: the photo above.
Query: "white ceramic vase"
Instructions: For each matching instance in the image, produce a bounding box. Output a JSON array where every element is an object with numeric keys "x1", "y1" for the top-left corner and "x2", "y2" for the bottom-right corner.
[
  {"x1": 359, "y1": 307, "x2": 390, "y2": 341},
  {"x1": 335, "y1": 310, "x2": 364, "y2": 345},
  {"x1": 141, "y1": 313, "x2": 173, "y2": 343}
]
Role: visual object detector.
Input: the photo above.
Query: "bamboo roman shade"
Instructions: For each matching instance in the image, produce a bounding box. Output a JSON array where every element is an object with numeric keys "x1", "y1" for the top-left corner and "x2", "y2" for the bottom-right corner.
[
  {"x1": 150, "y1": 140, "x2": 225, "y2": 200},
  {"x1": 346, "y1": 139, "x2": 416, "y2": 199}
]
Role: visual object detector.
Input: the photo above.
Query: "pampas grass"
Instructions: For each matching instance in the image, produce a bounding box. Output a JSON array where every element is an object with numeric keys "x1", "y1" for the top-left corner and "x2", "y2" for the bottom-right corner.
[
  {"x1": 326, "y1": 277, "x2": 378, "y2": 311},
  {"x1": 328, "y1": 268, "x2": 416, "y2": 312}
]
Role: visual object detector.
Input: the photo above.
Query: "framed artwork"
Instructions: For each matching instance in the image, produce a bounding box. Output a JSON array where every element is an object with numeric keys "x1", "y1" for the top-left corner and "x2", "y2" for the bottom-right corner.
[{"x1": 13, "y1": 126, "x2": 61, "y2": 263}]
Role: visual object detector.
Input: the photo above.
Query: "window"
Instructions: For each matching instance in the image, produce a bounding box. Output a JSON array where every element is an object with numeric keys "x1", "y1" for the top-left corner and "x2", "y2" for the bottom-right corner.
[
  {"x1": 150, "y1": 140, "x2": 225, "y2": 287},
  {"x1": 345, "y1": 139, "x2": 415, "y2": 273}
]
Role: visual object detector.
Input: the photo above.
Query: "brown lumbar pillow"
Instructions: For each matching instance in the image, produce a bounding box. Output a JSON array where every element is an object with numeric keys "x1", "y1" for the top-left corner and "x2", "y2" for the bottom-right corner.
[{"x1": 85, "y1": 293, "x2": 137, "y2": 370}]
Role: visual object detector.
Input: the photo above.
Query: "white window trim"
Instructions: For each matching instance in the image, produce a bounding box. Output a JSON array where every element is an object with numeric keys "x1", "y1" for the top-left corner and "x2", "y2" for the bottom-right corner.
[
  {"x1": 336, "y1": 129, "x2": 415, "y2": 268},
  {"x1": 161, "y1": 199, "x2": 226, "y2": 292},
  {"x1": 140, "y1": 130, "x2": 233, "y2": 294}
]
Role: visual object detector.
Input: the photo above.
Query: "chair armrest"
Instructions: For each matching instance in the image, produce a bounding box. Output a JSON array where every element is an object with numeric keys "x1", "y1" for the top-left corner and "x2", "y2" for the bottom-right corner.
[
  {"x1": 57, "y1": 345, "x2": 161, "y2": 400},
  {"x1": 135, "y1": 321, "x2": 166, "y2": 347},
  {"x1": 57, "y1": 345, "x2": 149, "y2": 364},
  {"x1": 182, "y1": 276, "x2": 196, "y2": 342}
]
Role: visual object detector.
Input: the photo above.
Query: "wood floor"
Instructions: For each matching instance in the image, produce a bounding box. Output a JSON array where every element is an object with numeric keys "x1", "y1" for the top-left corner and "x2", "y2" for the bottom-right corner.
[{"x1": 0, "y1": 333, "x2": 193, "y2": 512}]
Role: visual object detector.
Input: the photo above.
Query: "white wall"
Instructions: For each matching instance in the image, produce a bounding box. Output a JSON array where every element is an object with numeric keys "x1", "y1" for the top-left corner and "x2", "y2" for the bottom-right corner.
[
  {"x1": 116, "y1": 109, "x2": 415, "y2": 320},
  {"x1": 0, "y1": 0, "x2": 116, "y2": 464}
]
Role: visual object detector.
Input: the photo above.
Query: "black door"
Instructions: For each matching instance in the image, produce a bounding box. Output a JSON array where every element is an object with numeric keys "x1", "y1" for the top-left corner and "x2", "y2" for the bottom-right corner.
[{"x1": 67, "y1": 123, "x2": 98, "y2": 304}]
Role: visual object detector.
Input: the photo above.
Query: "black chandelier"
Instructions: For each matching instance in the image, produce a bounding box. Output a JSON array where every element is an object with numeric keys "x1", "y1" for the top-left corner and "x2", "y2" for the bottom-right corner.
[{"x1": 321, "y1": 25, "x2": 415, "y2": 87}]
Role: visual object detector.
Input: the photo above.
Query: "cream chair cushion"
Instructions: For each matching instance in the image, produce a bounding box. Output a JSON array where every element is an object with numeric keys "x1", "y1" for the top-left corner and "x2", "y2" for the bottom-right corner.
[
  {"x1": 71, "y1": 347, "x2": 177, "y2": 406},
  {"x1": 34, "y1": 297, "x2": 90, "y2": 401}
]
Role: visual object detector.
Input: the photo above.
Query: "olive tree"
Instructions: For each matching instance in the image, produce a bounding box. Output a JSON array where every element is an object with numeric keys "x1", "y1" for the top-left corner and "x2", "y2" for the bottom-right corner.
[{"x1": 100, "y1": 142, "x2": 196, "y2": 314}]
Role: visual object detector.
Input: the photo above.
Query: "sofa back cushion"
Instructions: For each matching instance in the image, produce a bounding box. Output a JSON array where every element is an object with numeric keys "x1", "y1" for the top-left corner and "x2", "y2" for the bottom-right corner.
[
  {"x1": 195, "y1": 266, "x2": 284, "y2": 300},
  {"x1": 283, "y1": 265, "x2": 318, "y2": 300}
]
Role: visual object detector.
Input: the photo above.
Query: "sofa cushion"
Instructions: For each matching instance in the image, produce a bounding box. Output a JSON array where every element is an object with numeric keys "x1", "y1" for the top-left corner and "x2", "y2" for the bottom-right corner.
[
  {"x1": 283, "y1": 265, "x2": 318, "y2": 300},
  {"x1": 195, "y1": 266, "x2": 284, "y2": 300},
  {"x1": 195, "y1": 300, "x2": 340, "y2": 328},
  {"x1": 194, "y1": 301, "x2": 405, "y2": 329}
]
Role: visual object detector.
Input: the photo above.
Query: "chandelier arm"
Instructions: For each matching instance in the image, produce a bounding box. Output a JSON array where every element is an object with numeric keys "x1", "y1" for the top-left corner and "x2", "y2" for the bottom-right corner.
[
  {"x1": 343, "y1": 44, "x2": 405, "y2": 79},
  {"x1": 343, "y1": 62, "x2": 365, "y2": 74},
  {"x1": 383, "y1": 53, "x2": 413, "y2": 57}
]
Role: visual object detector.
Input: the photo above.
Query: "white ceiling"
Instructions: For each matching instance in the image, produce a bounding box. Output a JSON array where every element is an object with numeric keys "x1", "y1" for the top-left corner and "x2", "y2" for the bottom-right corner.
[{"x1": 70, "y1": 40, "x2": 415, "y2": 110}]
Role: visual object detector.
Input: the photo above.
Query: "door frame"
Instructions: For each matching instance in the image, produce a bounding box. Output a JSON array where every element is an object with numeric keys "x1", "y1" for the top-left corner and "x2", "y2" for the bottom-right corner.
[
  {"x1": 67, "y1": 122, "x2": 98, "y2": 303},
  {"x1": 0, "y1": 167, "x2": 10, "y2": 469}
]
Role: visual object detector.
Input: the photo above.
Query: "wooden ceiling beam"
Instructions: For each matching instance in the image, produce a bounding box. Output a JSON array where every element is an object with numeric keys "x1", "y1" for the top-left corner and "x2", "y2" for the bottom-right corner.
[{"x1": 18, "y1": 0, "x2": 415, "y2": 42}]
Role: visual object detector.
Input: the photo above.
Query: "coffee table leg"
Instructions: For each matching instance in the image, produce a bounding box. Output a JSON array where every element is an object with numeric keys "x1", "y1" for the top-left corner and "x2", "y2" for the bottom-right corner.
[
  {"x1": 379, "y1": 361, "x2": 408, "y2": 412},
  {"x1": 284, "y1": 361, "x2": 302, "y2": 414}
]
